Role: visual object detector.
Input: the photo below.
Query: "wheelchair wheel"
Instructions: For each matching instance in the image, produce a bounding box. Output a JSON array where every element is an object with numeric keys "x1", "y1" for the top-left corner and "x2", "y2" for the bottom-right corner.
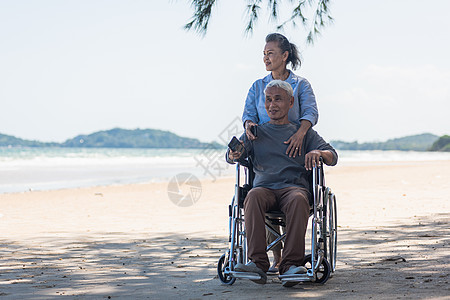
[
  {"x1": 217, "y1": 253, "x2": 236, "y2": 285},
  {"x1": 324, "y1": 189, "x2": 337, "y2": 273},
  {"x1": 301, "y1": 254, "x2": 331, "y2": 284}
]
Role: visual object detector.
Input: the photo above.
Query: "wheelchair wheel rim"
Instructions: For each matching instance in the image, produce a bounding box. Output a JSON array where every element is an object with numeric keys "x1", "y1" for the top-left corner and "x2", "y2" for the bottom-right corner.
[
  {"x1": 302, "y1": 254, "x2": 331, "y2": 284},
  {"x1": 324, "y1": 189, "x2": 337, "y2": 273},
  {"x1": 217, "y1": 253, "x2": 236, "y2": 285}
]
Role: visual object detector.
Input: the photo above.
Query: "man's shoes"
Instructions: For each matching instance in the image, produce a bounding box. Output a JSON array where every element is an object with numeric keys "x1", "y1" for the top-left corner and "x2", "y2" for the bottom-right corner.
[
  {"x1": 281, "y1": 265, "x2": 307, "y2": 287},
  {"x1": 234, "y1": 261, "x2": 267, "y2": 284},
  {"x1": 283, "y1": 265, "x2": 307, "y2": 275}
]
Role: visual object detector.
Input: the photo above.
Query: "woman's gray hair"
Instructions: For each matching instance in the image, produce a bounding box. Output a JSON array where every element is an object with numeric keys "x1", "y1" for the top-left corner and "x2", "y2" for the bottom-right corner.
[
  {"x1": 266, "y1": 33, "x2": 301, "y2": 70},
  {"x1": 264, "y1": 80, "x2": 294, "y2": 98}
]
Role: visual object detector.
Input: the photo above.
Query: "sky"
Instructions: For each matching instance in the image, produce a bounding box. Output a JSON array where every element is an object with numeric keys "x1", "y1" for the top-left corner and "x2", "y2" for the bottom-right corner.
[{"x1": 1, "y1": 0, "x2": 449, "y2": 144}]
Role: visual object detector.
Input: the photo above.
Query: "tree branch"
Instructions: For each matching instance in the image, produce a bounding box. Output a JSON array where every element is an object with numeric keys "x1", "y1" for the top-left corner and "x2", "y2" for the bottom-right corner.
[
  {"x1": 305, "y1": 0, "x2": 333, "y2": 44},
  {"x1": 184, "y1": 0, "x2": 333, "y2": 44},
  {"x1": 244, "y1": 0, "x2": 263, "y2": 36},
  {"x1": 184, "y1": 0, "x2": 217, "y2": 36}
]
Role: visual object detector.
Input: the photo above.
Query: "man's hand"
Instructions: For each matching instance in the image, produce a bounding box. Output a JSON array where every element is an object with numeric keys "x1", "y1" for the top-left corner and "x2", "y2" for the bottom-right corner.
[
  {"x1": 245, "y1": 120, "x2": 257, "y2": 141},
  {"x1": 228, "y1": 149, "x2": 243, "y2": 161},
  {"x1": 228, "y1": 140, "x2": 245, "y2": 161},
  {"x1": 305, "y1": 150, "x2": 322, "y2": 171}
]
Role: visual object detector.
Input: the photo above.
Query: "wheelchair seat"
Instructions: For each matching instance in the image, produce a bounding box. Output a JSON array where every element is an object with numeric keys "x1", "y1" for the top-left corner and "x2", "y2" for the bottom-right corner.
[{"x1": 265, "y1": 210, "x2": 285, "y2": 219}]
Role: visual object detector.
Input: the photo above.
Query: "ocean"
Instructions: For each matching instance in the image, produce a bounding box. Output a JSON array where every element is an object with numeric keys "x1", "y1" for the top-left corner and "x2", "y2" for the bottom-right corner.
[{"x1": 1, "y1": 147, "x2": 449, "y2": 194}]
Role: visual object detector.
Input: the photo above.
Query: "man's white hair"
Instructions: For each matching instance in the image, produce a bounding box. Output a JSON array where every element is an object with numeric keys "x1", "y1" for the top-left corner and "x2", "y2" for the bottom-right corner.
[{"x1": 264, "y1": 80, "x2": 294, "y2": 98}]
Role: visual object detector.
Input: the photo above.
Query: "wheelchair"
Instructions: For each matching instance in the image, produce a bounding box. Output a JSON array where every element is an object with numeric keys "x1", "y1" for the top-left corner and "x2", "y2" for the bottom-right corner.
[{"x1": 217, "y1": 157, "x2": 337, "y2": 286}]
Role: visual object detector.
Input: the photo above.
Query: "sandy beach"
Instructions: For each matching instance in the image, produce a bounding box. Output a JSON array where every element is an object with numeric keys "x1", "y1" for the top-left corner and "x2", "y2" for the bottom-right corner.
[{"x1": 0, "y1": 160, "x2": 449, "y2": 299}]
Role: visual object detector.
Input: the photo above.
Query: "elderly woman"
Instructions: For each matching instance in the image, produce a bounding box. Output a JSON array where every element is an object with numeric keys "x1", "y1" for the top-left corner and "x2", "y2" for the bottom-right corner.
[
  {"x1": 242, "y1": 33, "x2": 319, "y2": 273},
  {"x1": 243, "y1": 33, "x2": 318, "y2": 156}
]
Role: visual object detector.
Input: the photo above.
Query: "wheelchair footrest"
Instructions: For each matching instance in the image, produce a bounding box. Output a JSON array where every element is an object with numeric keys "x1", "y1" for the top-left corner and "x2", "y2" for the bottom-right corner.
[
  {"x1": 279, "y1": 273, "x2": 311, "y2": 282},
  {"x1": 229, "y1": 271, "x2": 262, "y2": 280}
]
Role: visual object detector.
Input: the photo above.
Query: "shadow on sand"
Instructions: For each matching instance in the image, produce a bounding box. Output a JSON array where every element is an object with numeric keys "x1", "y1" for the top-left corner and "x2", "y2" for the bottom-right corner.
[{"x1": 0, "y1": 213, "x2": 448, "y2": 299}]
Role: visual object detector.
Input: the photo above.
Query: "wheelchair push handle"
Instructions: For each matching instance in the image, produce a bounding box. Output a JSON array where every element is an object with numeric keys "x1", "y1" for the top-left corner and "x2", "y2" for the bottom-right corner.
[{"x1": 311, "y1": 156, "x2": 324, "y2": 172}]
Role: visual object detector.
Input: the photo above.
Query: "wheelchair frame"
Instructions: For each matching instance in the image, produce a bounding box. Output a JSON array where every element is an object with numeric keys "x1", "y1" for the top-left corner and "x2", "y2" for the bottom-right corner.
[{"x1": 217, "y1": 157, "x2": 337, "y2": 286}]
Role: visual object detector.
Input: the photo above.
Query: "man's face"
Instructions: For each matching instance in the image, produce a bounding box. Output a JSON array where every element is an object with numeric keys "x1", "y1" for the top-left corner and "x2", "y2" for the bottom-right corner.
[{"x1": 264, "y1": 86, "x2": 294, "y2": 122}]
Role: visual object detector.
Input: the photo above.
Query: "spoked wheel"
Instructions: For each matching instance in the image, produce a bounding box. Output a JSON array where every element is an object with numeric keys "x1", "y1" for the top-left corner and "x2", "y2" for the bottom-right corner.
[
  {"x1": 324, "y1": 189, "x2": 337, "y2": 273},
  {"x1": 301, "y1": 254, "x2": 331, "y2": 284},
  {"x1": 217, "y1": 253, "x2": 236, "y2": 285}
]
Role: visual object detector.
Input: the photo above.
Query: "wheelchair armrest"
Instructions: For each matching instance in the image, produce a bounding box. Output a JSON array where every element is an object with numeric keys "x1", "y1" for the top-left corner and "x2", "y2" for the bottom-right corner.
[{"x1": 238, "y1": 158, "x2": 251, "y2": 168}]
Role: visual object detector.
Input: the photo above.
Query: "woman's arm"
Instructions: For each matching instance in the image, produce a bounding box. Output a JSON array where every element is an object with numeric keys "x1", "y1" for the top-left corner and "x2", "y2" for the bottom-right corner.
[
  {"x1": 245, "y1": 120, "x2": 258, "y2": 141},
  {"x1": 284, "y1": 78, "x2": 319, "y2": 157},
  {"x1": 242, "y1": 84, "x2": 259, "y2": 127},
  {"x1": 298, "y1": 79, "x2": 319, "y2": 127}
]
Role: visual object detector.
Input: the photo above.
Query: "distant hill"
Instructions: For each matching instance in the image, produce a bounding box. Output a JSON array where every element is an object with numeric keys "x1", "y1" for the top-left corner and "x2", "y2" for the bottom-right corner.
[
  {"x1": 61, "y1": 128, "x2": 221, "y2": 148},
  {"x1": 2, "y1": 130, "x2": 446, "y2": 151},
  {"x1": 429, "y1": 135, "x2": 450, "y2": 152},
  {"x1": 0, "y1": 133, "x2": 57, "y2": 147},
  {"x1": 0, "y1": 128, "x2": 222, "y2": 149},
  {"x1": 331, "y1": 133, "x2": 440, "y2": 151}
]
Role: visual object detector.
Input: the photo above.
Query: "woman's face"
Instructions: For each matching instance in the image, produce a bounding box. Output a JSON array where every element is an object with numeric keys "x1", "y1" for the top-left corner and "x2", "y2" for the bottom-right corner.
[{"x1": 263, "y1": 41, "x2": 288, "y2": 72}]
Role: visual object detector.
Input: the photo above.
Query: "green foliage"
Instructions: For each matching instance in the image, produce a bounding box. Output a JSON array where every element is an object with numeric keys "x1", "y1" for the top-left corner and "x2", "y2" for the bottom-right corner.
[
  {"x1": 184, "y1": 0, "x2": 333, "y2": 44},
  {"x1": 429, "y1": 135, "x2": 450, "y2": 152},
  {"x1": 331, "y1": 133, "x2": 440, "y2": 151}
]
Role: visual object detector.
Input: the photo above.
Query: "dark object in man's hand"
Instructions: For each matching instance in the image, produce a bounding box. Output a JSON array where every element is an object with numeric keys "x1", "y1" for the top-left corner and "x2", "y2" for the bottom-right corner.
[
  {"x1": 250, "y1": 125, "x2": 257, "y2": 138},
  {"x1": 228, "y1": 136, "x2": 244, "y2": 153}
]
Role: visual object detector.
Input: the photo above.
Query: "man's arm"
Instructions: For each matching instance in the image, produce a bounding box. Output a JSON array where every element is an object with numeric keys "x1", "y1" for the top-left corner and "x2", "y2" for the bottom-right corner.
[
  {"x1": 303, "y1": 129, "x2": 338, "y2": 170},
  {"x1": 305, "y1": 150, "x2": 335, "y2": 171}
]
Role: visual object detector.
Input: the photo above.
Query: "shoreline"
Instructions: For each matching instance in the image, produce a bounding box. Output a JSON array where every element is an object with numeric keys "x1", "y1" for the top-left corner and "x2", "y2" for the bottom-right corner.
[
  {"x1": 2, "y1": 148, "x2": 450, "y2": 194},
  {"x1": 2, "y1": 158, "x2": 450, "y2": 195}
]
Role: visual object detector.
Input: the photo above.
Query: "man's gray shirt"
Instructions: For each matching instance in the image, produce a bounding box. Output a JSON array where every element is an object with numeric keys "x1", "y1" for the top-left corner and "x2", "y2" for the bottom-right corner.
[{"x1": 229, "y1": 122, "x2": 337, "y2": 192}]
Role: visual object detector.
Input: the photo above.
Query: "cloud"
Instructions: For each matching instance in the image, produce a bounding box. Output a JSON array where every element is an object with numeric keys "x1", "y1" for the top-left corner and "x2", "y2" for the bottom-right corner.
[
  {"x1": 317, "y1": 64, "x2": 450, "y2": 141},
  {"x1": 361, "y1": 64, "x2": 450, "y2": 105}
]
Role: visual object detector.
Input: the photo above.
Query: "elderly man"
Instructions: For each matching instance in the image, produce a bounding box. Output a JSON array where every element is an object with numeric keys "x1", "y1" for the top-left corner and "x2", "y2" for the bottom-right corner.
[{"x1": 227, "y1": 80, "x2": 338, "y2": 285}]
